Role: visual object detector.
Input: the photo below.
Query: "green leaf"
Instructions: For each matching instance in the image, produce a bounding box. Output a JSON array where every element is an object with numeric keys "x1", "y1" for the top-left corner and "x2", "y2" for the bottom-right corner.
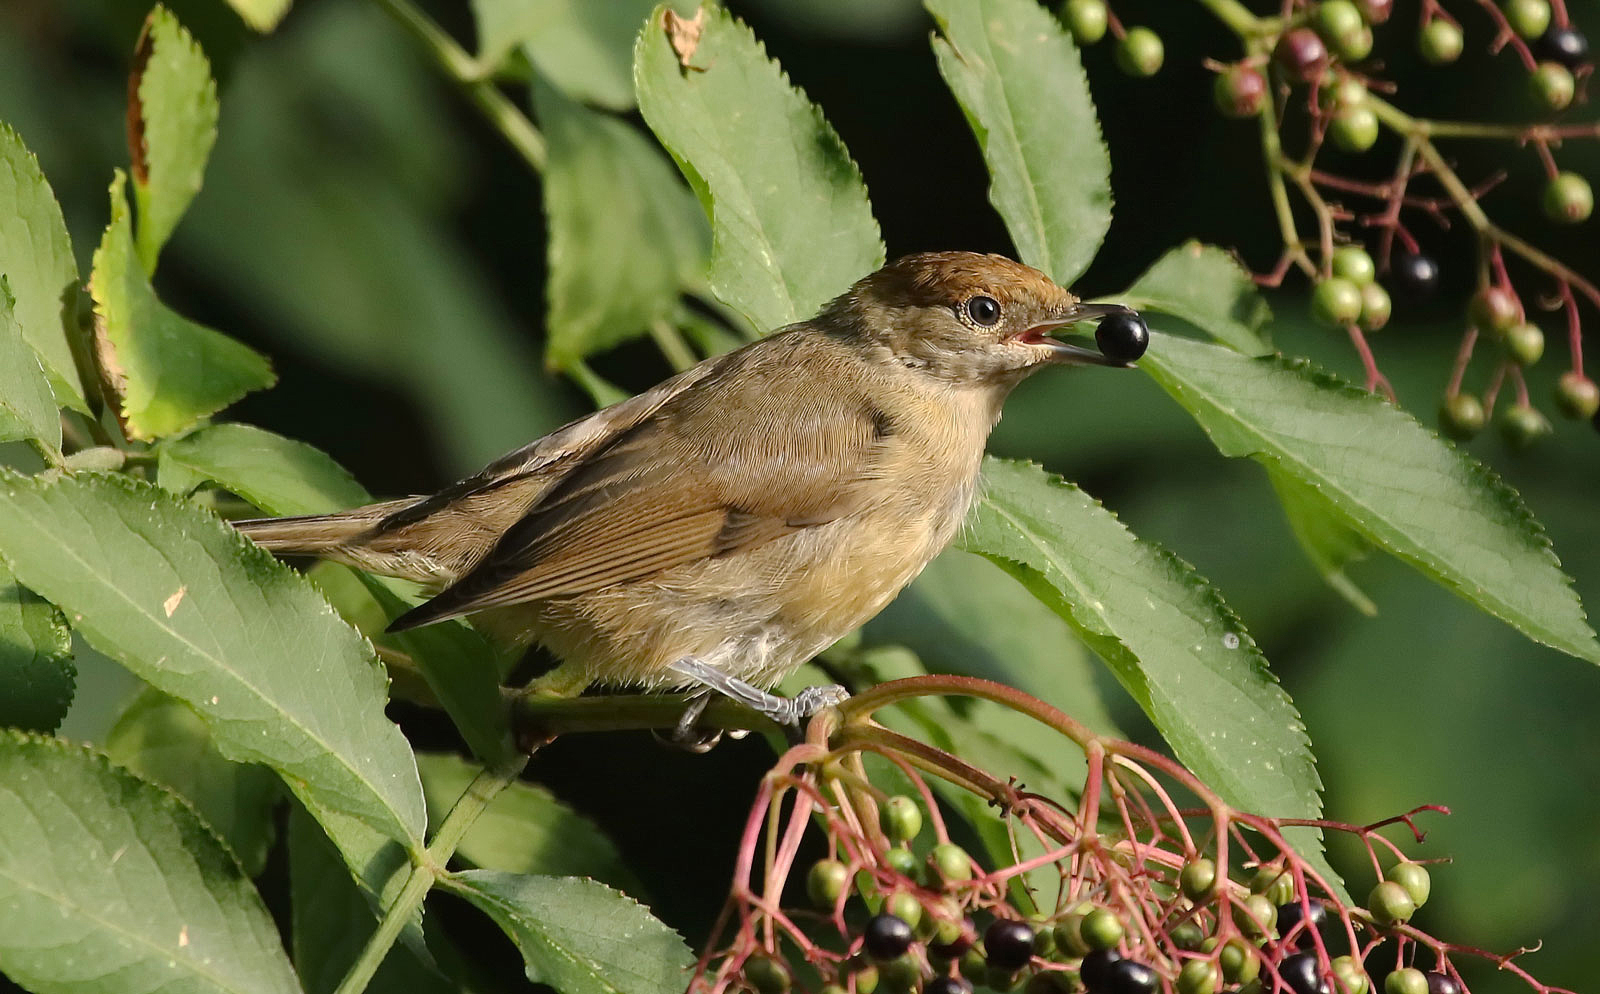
[
  {"x1": 635, "y1": 3, "x2": 884, "y2": 331},
  {"x1": 289, "y1": 805, "x2": 452, "y2": 994},
  {"x1": 417, "y1": 753, "x2": 639, "y2": 890},
  {"x1": 1265, "y1": 465, "x2": 1377, "y2": 616},
  {"x1": 0, "y1": 562, "x2": 73, "y2": 733},
  {"x1": 451, "y1": 869, "x2": 695, "y2": 994},
  {"x1": 128, "y1": 6, "x2": 220, "y2": 273},
  {"x1": 106, "y1": 687, "x2": 282, "y2": 877},
  {"x1": 158, "y1": 422, "x2": 371, "y2": 515},
  {"x1": 926, "y1": 0, "x2": 1111, "y2": 286},
  {"x1": 0, "y1": 732, "x2": 299, "y2": 994},
  {"x1": 224, "y1": 0, "x2": 293, "y2": 32},
  {"x1": 535, "y1": 81, "x2": 708, "y2": 370},
  {"x1": 1119, "y1": 240, "x2": 1273, "y2": 355},
  {"x1": 473, "y1": 0, "x2": 658, "y2": 109},
  {"x1": 0, "y1": 121, "x2": 86, "y2": 412},
  {"x1": 0, "y1": 470, "x2": 426, "y2": 856},
  {"x1": 1139, "y1": 333, "x2": 1600, "y2": 666},
  {"x1": 90, "y1": 171, "x2": 276, "y2": 441},
  {"x1": 0, "y1": 277, "x2": 61, "y2": 450},
  {"x1": 963, "y1": 458, "x2": 1327, "y2": 839}
]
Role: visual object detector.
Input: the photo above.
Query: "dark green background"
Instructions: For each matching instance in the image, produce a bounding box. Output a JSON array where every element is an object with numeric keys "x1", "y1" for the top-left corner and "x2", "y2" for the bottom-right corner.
[{"x1": 1, "y1": 0, "x2": 1596, "y2": 989}]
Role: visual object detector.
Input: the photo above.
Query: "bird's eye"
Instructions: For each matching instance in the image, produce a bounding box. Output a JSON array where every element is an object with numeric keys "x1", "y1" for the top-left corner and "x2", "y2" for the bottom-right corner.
[{"x1": 965, "y1": 295, "x2": 1002, "y2": 326}]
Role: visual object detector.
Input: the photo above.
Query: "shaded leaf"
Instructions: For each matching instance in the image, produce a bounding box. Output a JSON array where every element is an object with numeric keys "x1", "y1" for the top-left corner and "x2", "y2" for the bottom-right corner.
[
  {"x1": 963, "y1": 457, "x2": 1330, "y2": 871},
  {"x1": 1139, "y1": 333, "x2": 1600, "y2": 665},
  {"x1": 128, "y1": 6, "x2": 219, "y2": 272},
  {"x1": 106, "y1": 687, "x2": 282, "y2": 876},
  {"x1": 0, "y1": 122, "x2": 85, "y2": 412},
  {"x1": 158, "y1": 422, "x2": 370, "y2": 515},
  {"x1": 0, "y1": 562, "x2": 73, "y2": 733},
  {"x1": 224, "y1": 0, "x2": 293, "y2": 32},
  {"x1": 90, "y1": 171, "x2": 275, "y2": 441},
  {"x1": 1266, "y1": 465, "x2": 1377, "y2": 616},
  {"x1": 418, "y1": 753, "x2": 640, "y2": 890},
  {"x1": 0, "y1": 277, "x2": 60, "y2": 450},
  {"x1": 1119, "y1": 241, "x2": 1273, "y2": 355},
  {"x1": 927, "y1": 0, "x2": 1111, "y2": 286},
  {"x1": 473, "y1": 0, "x2": 658, "y2": 109},
  {"x1": 635, "y1": 3, "x2": 884, "y2": 331},
  {"x1": 0, "y1": 471, "x2": 425, "y2": 858},
  {"x1": 0, "y1": 732, "x2": 299, "y2": 994},
  {"x1": 452, "y1": 869, "x2": 694, "y2": 994},
  {"x1": 535, "y1": 81, "x2": 708, "y2": 370}
]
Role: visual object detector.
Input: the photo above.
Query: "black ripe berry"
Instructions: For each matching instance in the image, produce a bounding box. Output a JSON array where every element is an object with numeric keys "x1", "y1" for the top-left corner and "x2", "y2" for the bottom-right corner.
[
  {"x1": 1426, "y1": 973, "x2": 1463, "y2": 994},
  {"x1": 863, "y1": 913, "x2": 915, "y2": 961},
  {"x1": 1105, "y1": 958, "x2": 1158, "y2": 994},
  {"x1": 1278, "y1": 899, "x2": 1330, "y2": 948},
  {"x1": 1080, "y1": 949, "x2": 1124, "y2": 992},
  {"x1": 983, "y1": 919, "x2": 1036, "y2": 971},
  {"x1": 1539, "y1": 26, "x2": 1590, "y2": 69},
  {"x1": 1392, "y1": 252, "x2": 1440, "y2": 298},
  {"x1": 1280, "y1": 952, "x2": 1332, "y2": 994},
  {"x1": 926, "y1": 978, "x2": 974, "y2": 994},
  {"x1": 1096, "y1": 311, "x2": 1150, "y2": 364}
]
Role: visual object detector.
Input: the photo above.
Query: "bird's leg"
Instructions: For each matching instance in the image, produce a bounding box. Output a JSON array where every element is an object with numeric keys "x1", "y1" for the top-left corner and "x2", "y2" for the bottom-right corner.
[
  {"x1": 668, "y1": 657, "x2": 849, "y2": 731},
  {"x1": 650, "y1": 690, "x2": 725, "y2": 753}
]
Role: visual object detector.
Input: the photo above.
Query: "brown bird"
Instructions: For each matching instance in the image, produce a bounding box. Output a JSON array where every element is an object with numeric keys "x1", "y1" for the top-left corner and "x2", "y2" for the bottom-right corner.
[{"x1": 236, "y1": 252, "x2": 1142, "y2": 733}]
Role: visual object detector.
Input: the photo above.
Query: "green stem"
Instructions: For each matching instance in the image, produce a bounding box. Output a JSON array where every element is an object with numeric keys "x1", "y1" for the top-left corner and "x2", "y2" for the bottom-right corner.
[
  {"x1": 649, "y1": 318, "x2": 700, "y2": 372},
  {"x1": 1256, "y1": 93, "x2": 1313, "y2": 277},
  {"x1": 511, "y1": 689, "x2": 781, "y2": 738},
  {"x1": 567, "y1": 359, "x2": 631, "y2": 408},
  {"x1": 1189, "y1": 0, "x2": 1270, "y2": 41},
  {"x1": 332, "y1": 760, "x2": 528, "y2": 994},
  {"x1": 367, "y1": 0, "x2": 547, "y2": 172}
]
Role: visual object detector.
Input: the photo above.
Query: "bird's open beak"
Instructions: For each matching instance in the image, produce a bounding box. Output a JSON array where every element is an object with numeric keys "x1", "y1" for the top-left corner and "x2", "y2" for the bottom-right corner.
[{"x1": 1019, "y1": 302, "x2": 1139, "y2": 366}]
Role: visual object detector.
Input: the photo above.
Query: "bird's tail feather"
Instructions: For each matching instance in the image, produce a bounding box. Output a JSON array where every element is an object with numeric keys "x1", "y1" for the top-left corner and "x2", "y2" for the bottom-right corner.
[{"x1": 233, "y1": 498, "x2": 417, "y2": 555}]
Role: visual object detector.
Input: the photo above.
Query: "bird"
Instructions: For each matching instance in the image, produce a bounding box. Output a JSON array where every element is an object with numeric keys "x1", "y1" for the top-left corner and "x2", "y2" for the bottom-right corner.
[{"x1": 235, "y1": 252, "x2": 1145, "y2": 736}]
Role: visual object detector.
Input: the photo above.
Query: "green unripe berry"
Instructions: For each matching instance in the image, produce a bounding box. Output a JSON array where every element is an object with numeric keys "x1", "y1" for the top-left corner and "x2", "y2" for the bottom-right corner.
[
  {"x1": 881, "y1": 795, "x2": 924, "y2": 843},
  {"x1": 1332, "y1": 245, "x2": 1377, "y2": 285},
  {"x1": 1025, "y1": 972, "x2": 1075, "y2": 994},
  {"x1": 1500, "y1": 403, "x2": 1552, "y2": 450},
  {"x1": 887, "y1": 891, "x2": 923, "y2": 930},
  {"x1": 1336, "y1": 24, "x2": 1375, "y2": 61},
  {"x1": 1505, "y1": 0, "x2": 1552, "y2": 40},
  {"x1": 1316, "y1": 1, "x2": 1365, "y2": 43},
  {"x1": 960, "y1": 947, "x2": 988, "y2": 982},
  {"x1": 985, "y1": 966, "x2": 1021, "y2": 992},
  {"x1": 854, "y1": 964, "x2": 881, "y2": 994},
  {"x1": 1170, "y1": 920, "x2": 1206, "y2": 951},
  {"x1": 1469, "y1": 285, "x2": 1521, "y2": 337},
  {"x1": 1180, "y1": 857, "x2": 1220, "y2": 900},
  {"x1": 1385, "y1": 967, "x2": 1429, "y2": 994},
  {"x1": 1218, "y1": 937, "x2": 1261, "y2": 983},
  {"x1": 1360, "y1": 281, "x2": 1392, "y2": 331},
  {"x1": 877, "y1": 955, "x2": 921, "y2": 993},
  {"x1": 744, "y1": 956, "x2": 792, "y2": 994},
  {"x1": 1236, "y1": 893, "x2": 1278, "y2": 938},
  {"x1": 1052, "y1": 913, "x2": 1091, "y2": 958},
  {"x1": 928, "y1": 843, "x2": 974, "y2": 884},
  {"x1": 884, "y1": 846, "x2": 917, "y2": 877},
  {"x1": 1331, "y1": 106, "x2": 1381, "y2": 151},
  {"x1": 1063, "y1": 0, "x2": 1109, "y2": 45},
  {"x1": 808, "y1": 859, "x2": 851, "y2": 907},
  {"x1": 1530, "y1": 61, "x2": 1576, "y2": 110},
  {"x1": 1179, "y1": 959, "x2": 1221, "y2": 994},
  {"x1": 1313, "y1": 278, "x2": 1364, "y2": 326},
  {"x1": 1543, "y1": 172, "x2": 1594, "y2": 224},
  {"x1": 1079, "y1": 907, "x2": 1124, "y2": 951},
  {"x1": 1249, "y1": 864, "x2": 1296, "y2": 905},
  {"x1": 1556, "y1": 372, "x2": 1600, "y2": 419},
  {"x1": 1215, "y1": 64, "x2": 1269, "y2": 118},
  {"x1": 1368, "y1": 880, "x2": 1417, "y2": 926},
  {"x1": 1440, "y1": 393, "x2": 1486, "y2": 441},
  {"x1": 821, "y1": 985, "x2": 849, "y2": 994},
  {"x1": 1505, "y1": 322, "x2": 1545, "y2": 366},
  {"x1": 1332, "y1": 955, "x2": 1370, "y2": 994},
  {"x1": 1419, "y1": 19, "x2": 1465, "y2": 64},
  {"x1": 1116, "y1": 27, "x2": 1165, "y2": 77},
  {"x1": 1319, "y1": 74, "x2": 1370, "y2": 112}
]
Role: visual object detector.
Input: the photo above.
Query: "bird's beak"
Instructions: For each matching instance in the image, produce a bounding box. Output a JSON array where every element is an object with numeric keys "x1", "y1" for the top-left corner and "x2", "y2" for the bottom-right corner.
[{"x1": 1021, "y1": 302, "x2": 1139, "y2": 366}]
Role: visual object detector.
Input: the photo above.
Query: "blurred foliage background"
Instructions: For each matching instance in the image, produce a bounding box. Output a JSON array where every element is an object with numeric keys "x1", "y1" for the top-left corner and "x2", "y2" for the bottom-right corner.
[{"x1": 2, "y1": 0, "x2": 1596, "y2": 988}]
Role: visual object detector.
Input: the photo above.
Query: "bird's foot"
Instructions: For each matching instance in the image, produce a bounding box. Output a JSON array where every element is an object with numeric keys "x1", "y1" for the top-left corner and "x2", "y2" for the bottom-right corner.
[
  {"x1": 667, "y1": 657, "x2": 849, "y2": 740},
  {"x1": 651, "y1": 692, "x2": 724, "y2": 753}
]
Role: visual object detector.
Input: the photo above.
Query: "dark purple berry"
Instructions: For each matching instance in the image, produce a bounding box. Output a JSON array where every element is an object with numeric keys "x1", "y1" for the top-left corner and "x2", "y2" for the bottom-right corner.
[
  {"x1": 1281, "y1": 952, "x2": 1332, "y2": 994},
  {"x1": 984, "y1": 919, "x2": 1036, "y2": 972},
  {"x1": 1276, "y1": 27, "x2": 1330, "y2": 81},
  {"x1": 1278, "y1": 899, "x2": 1330, "y2": 948},
  {"x1": 1426, "y1": 973, "x2": 1463, "y2": 994},
  {"x1": 1392, "y1": 252, "x2": 1440, "y2": 298},
  {"x1": 863, "y1": 914, "x2": 915, "y2": 961},
  {"x1": 1106, "y1": 958, "x2": 1158, "y2": 994},
  {"x1": 926, "y1": 978, "x2": 974, "y2": 994},
  {"x1": 1096, "y1": 311, "x2": 1150, "y2": 364},
  {"x1": 1538, "y1": 25, "x2": 1590, "y2": 69},
  {"x1": 1080, "y1": 949, "x2": 1124, "y2": 992}
]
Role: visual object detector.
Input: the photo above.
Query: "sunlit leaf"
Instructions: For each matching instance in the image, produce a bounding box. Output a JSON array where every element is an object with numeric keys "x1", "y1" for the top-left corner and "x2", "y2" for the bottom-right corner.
[
  {"x1": 0, "y1": 732, "x2": 299, "y2": 994},
  {"x1": 473, "y1": 0, "x2": 657, "y2": 109},
  {"x1": 635, "y1": 3, "x2": 884, "y2": 331},
  {"x1": 0, "y1": 278, "x2": 60, "y2": 451},
  {"x1": 158, "y1": 422, "x2": 370, "y2": 515},
  {"x1": 1119, "y1": 240, "x2": 1272, "y2": 355},
  {"x1": 224, "y1": 0, "x2": 293, "y2": 32},
  {"x1": 927, "y1": 0, "x2": 1111, "y2": 286}
]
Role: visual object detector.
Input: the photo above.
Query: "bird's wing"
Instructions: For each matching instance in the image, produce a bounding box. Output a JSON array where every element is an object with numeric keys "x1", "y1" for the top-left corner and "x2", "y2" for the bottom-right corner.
[{"x1": 388, "y1": 332, "x2": 890, "y2": 630}]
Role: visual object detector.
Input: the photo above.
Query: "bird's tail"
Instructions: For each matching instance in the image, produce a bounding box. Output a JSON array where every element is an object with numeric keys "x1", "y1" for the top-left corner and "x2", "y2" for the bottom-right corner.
[{"x1": 232, "y1": 498, "x2": 417, "y2": 556}]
